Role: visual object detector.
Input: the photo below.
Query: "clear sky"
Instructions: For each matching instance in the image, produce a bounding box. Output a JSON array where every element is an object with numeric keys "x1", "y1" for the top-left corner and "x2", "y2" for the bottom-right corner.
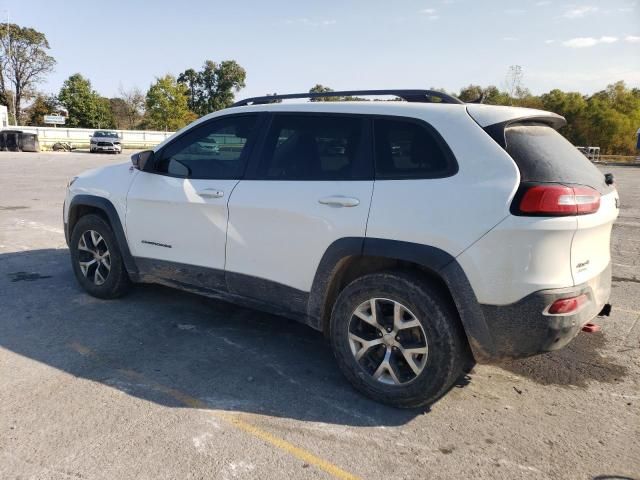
[{"x1": 3, "y1": 0, "x2": 639, "y2": 100}]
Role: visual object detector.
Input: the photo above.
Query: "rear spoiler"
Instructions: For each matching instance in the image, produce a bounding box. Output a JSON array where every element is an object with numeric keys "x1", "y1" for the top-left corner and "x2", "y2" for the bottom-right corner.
[{"x1": 466, "y1": 104, "x2": 567, "y2": 149}]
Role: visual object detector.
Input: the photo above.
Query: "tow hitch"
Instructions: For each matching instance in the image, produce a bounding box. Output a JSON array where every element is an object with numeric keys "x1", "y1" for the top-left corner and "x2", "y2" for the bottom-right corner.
[
  {"x1": 582, "y1": 304, "x2": 612, "y2": 333},
  {"x1": 582, "y1": 323, "x2": 601, "y2": 333}
]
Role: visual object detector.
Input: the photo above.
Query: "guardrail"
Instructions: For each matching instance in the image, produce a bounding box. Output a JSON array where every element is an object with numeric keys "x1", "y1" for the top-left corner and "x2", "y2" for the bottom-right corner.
[{"x1": 6, "y1": 126, "x2": 176, "y2": 150}]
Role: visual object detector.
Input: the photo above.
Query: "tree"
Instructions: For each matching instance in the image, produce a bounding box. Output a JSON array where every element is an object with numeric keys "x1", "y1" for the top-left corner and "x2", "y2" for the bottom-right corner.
[
  {"x1": 309, "y1": 84, "x2": 339, "y2": 101},
  {"x1": 95, "y1": 96, "x2": 115, "y2": 129},
  {"x1": 118, "y1": 86, "x2": 145, "y2": 129},
  {"x1": 479, "y1": 86, "x2": 510, "y2": 105},
  {"x1": 0, "y1": 23, "x2": 55, "y2": 124},
  {"x1": 457, "y1": 85, "x2": 511, "y2": 105},
  {"x1": 58, "y1": 73, "x2": 114, "y2": 128},
  {"x1": 504, "y1": 65, "x2": 523, "y2": 102},
  {"x1": 109, "y1": 97, "x2": 129, "y2": 129},
  {"x1": 145, "y1": 75, "x2": 196, "y2": 131},
  {"x1": 23, "y1": 93, "x2": 59, "y2": 126},
  {"x1": 177, "y1": 68, "x2": 199, "y2": 112},
  {"x1": 177, "y1": 60, "x2": 246, "y2": 115},
  {"x1": 540, "y1": 89, "x2": 588, "y2": 146},
  {"x1": 583, "y1": 82, "x2": 640, "y2": 154},
  {"x1": 458, "y1": 85, "x2": 483, "y2": 103}
]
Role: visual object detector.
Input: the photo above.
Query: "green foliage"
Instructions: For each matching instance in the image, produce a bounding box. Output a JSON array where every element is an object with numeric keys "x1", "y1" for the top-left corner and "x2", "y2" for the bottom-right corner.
[
  {"x1": 145, "y1": 75, "x2": 196, "y2": 131},
  {"x1": 117, "y1": 86, "x2": 145, "y2": 130},
  {"x1": 309, "y1": 84, "x2": 338, "y2": 101},
  {"x1": 96, "y1": 96, "x2": 115, "y2": 129},
  {"x1": 458, "y1": 85, "x2": 484, "y2": 103},
  {"x1": 540, "y1": 89, "x2": 588, "y2": 145},
  {"x1": 0, "y1": 23, "x2": 56, "y2": 124},
  {"x1": 177, "y1": 60, "x2": 246, "y2": 116},
  {"x1": 109, "y1": 97, "x2": 129, "y2": 129},
  {"x1": 58, "y1": 73, "x2": 114, "y2": 128},
  {"x1": 305, "y1": 81, "x2": 639, "y2": 154},
  {"x1": 308, "y1": 84, "x2": 368, "y2": 102},
  {"x1": 582, "y1": 82, "x2": 640, "y2": 154},
  {"x1": 537, "y1": 82, "x2": 640, "y2": 154},
  {"x1": 457, "y1": 81, "x2": 640, "y2": 155},
  {"x1": 24, "y1": 93, "x2": 60, "y2": 126}
]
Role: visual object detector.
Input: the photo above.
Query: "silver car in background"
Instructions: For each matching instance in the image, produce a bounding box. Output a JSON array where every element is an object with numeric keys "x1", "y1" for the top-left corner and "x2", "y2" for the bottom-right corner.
[{"x1": 89, "y1": 131, "x2": 122, "y2": 153}]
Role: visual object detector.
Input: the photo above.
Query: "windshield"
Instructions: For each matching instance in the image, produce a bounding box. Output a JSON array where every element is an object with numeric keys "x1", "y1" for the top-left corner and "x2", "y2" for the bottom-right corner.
[{"x1": 94, "y1": 131, "x2": 119, "y2": 138}]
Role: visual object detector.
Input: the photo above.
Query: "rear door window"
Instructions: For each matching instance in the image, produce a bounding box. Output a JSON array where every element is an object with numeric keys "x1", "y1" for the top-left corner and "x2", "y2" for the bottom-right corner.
[
  {"x1": 256, "y1": 114, "x2": 369, "y2": 180},
  {"x1": 504, "y1": 124, "x2": 610, "y2": 193},
  {"x1": 373, "y1": 118, "x2": 456, "y2": 179}
]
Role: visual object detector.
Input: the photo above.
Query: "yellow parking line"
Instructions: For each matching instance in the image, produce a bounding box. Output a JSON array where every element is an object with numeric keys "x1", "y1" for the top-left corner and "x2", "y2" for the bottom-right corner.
[
  {"x1": 222, "y1": 415, "x2": 361, "y2": 480},
  {"x1": 68, "y1": 342, "x2": 360, "y2": 480}
]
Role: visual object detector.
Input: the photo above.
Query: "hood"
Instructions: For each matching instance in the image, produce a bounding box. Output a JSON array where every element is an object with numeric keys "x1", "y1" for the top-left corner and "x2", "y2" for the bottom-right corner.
[{"x1": 76, "y1": 161, "x2": 130, "y2": 181}]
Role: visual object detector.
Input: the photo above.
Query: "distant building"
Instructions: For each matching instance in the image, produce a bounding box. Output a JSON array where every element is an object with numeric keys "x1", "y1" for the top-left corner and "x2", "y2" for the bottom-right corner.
[{"x1": 0, "y1": 105, "x2": 8, "y2": 128}]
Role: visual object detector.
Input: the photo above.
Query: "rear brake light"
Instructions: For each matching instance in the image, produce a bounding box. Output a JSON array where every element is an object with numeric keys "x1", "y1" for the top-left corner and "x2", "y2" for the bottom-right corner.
[
  {"x1": 518, "y1": 184, "x2": 600, "y2": 216},
  {"x1": 548, "y1": 294, "x2": 588, "y2": 314}
]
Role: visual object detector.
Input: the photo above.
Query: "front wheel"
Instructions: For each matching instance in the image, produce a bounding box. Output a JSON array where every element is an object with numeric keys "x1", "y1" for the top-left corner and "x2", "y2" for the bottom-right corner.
[
  {"x1": 330, "y1": 271, "x2": 469, "y2": 408},
  {"x1": 69, "y1": 214, "x2": 131, "y2": 299}
]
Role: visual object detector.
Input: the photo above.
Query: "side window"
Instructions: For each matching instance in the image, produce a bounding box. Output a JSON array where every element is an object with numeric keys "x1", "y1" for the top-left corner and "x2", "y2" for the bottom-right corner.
[
  {"x1": 373, "y1": 118, "x2": 455, "y2": 179},
  {"x1": 257, "y1": 115, "x2": 366, "y2": 180},
  {"x1": 155, "y1": 115, "x2": 258, "y2": 179}
]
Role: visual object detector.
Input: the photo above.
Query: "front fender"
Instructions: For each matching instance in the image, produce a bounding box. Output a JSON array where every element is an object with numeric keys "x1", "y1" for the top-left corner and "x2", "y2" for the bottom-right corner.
[{"x1": 67, "y1": 194, "x2": 139, "y2": 280}]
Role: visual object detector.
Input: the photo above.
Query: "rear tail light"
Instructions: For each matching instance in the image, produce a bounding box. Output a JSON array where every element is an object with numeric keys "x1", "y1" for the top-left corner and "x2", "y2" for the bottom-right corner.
[
  {"x1": 517, "y1": 184, "x2": 600, "y2": 216},
  {"x1": 547, "y1": 294, "x2": 588, "y2": 315}
]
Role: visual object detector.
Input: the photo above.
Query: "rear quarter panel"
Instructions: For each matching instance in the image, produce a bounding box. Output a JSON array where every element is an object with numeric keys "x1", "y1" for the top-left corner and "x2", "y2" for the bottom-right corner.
[
  {"x1": 571, "y1": 190, "x2": 619, "y2": 285},
  {"x1": 366, "y1": 108, "x2": 520, "y2": 259}
]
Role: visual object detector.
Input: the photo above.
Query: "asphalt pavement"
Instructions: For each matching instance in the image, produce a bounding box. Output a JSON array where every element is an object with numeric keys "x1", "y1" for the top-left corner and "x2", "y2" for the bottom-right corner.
[{"x1": 0, "y1": 151, "x2": 638, "y2": 480}]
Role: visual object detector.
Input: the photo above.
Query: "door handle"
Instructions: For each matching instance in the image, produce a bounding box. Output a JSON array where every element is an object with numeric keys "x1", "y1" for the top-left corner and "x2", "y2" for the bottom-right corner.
[
  {"x1": 318, "y1": 196, "x2": 360, "y2": 207},
  {"x1": 197, "y1": 188, "x2": 224, "y2": 199}
]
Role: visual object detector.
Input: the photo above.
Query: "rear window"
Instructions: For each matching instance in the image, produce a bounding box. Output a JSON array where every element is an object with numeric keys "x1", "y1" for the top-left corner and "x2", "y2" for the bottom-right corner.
[
  {"x1": 373, "y1": 118, "x2": 456, "y2": 179},
  {"x1": 504, "y1": 124, "x2": 609, "y2": 193}
]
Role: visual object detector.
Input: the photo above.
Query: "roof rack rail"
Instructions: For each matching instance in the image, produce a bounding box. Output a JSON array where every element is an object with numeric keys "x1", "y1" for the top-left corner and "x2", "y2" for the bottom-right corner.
[{"x1": 231, "y1": 89, "x2": 464, "y2": 107}]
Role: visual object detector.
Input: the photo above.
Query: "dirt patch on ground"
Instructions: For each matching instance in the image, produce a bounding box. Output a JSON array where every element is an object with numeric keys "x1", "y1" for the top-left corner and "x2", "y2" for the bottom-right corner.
[{"x1": 497, "y1": 332, "x2": 628, "y2": 387}]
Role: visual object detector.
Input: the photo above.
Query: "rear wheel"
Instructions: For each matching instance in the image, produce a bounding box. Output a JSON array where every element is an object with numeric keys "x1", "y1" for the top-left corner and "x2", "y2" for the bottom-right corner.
[
  {"x1": 70, "y1": 214, "x2": 131, "y2": 299},
  {"x1": 330, "y1": 271, "x2": 468, "y2": 408}
]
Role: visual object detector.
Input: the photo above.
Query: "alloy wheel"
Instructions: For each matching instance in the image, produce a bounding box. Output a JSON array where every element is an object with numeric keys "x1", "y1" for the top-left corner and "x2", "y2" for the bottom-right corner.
[
  {"x1": 348, "y1": 298, "x2": 428, "y2": 385},
  {"x1": 77, "y1": 230, "x2": 111, "y2": 286}
]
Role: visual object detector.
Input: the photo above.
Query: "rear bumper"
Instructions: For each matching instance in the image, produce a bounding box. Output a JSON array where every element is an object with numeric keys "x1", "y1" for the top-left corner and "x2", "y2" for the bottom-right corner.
[{"x1": 477, "y1": 263, "x2": 611, "y2": 360}]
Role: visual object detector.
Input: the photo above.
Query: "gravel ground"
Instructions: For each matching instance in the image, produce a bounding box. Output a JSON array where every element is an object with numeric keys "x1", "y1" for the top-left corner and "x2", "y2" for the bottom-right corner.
[{"x1": 0, "y1": 151, "x2": 638, "y2": 480}]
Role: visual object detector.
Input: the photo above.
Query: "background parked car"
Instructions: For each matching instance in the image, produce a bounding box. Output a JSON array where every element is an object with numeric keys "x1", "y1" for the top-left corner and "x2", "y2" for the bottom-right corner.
[{"x1": 89, "y1": 131, "x2": 122, "y2": 153}]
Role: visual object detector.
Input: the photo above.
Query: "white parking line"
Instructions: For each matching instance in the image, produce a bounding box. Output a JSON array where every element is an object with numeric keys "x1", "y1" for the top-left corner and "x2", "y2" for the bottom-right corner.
[{"x1": 12, "y1": 218, "x2": 64, "y2": 235}]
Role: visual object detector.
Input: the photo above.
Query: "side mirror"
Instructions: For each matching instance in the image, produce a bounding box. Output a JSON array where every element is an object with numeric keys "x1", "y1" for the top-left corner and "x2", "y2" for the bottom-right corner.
[{"x1": 131, "y1": 150, "x2": 155, "y2": 171}]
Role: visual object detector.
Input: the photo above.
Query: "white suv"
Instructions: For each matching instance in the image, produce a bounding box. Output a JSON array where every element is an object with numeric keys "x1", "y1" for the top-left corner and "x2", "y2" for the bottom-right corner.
[{"x1": 63, "y1": 89, "x2": 619, "y2": 408}]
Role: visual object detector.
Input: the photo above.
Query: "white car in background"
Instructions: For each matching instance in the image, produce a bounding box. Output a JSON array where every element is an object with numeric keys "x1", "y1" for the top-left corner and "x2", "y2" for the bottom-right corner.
[
  {"x1": 89, "y1": 130, "x2": 122, "y2": 153},
  {"x1": 63, "y1": 89, "x2": 619, "y2": 407}
]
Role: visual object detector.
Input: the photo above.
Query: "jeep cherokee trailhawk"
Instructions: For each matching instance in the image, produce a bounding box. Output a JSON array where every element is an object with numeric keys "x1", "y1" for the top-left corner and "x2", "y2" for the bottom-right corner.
[{"x1": 64, "y1": 89, "x2": 618, "y2": 407}]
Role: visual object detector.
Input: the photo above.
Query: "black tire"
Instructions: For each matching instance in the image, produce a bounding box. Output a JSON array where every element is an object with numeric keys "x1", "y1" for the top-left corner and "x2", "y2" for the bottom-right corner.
[
  {"x1": 69, "y1": 214, "x2": 131, "y2": 299},
  {"x1": 330, "y1": 271, "x2": 469, "y2": 408}
]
